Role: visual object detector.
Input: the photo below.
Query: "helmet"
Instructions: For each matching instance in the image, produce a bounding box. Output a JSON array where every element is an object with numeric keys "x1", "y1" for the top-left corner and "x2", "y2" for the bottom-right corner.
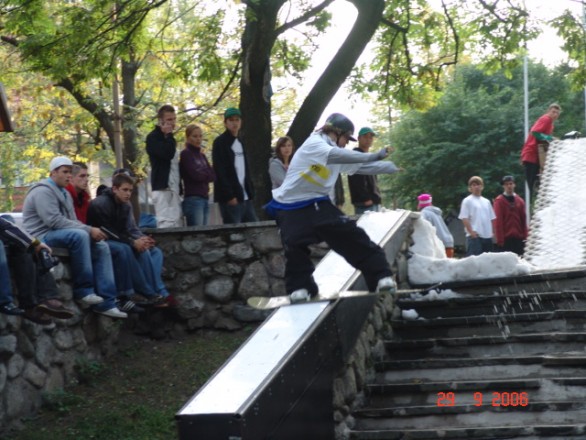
[{"x1": 325, "y1": 113, "x2": 356, "y2": 141}]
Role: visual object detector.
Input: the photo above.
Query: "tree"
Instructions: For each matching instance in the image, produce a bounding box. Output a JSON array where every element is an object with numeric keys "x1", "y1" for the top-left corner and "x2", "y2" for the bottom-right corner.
[
  {"x1": 0, "y1": 0, "x2": 556, "y2": 218},
  {"x1": 381, "y1": 61, "x2": 584, "y2": 213}
]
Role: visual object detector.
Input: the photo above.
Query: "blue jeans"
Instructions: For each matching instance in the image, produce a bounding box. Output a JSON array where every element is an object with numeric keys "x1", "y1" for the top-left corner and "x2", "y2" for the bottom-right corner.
[
  {"x1": 107, "y1": 240, "x2": 166, "y2": 298},
  {"x1": 136, "y1": 247, "x2": 169, "y2": 297},
  {"x1": 43, "y1": 229, "x2": 117, "y2": 311},
  {"x1": 183, "y1": 196, "x2": 209, "y2": 226},
  {"x1": 219, "y1": 200, "x2": 258, "y2": 224},
  {"x1": 466, "y1": 237, "x2": 493, "y2": 256},
  {"x1": 106, "y1": 240, "x2": 142, "y2": 296}
]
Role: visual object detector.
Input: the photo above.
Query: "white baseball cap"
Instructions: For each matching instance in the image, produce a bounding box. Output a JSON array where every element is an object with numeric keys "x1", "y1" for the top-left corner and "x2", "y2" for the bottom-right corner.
[{"x1": 49, "y1": 156, "x2": 73, "y2": 172}]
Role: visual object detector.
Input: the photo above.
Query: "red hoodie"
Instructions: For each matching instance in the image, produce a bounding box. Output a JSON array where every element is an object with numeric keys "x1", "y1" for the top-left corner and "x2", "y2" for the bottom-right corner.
[{"x1": 65, "y1": 184, "x2": 91, "y2": 223}]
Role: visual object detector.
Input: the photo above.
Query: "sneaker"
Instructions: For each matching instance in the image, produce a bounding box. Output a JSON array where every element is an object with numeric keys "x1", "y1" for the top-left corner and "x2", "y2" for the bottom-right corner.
[
  {"x1": 117, "y1": 299, "x2": 145, "y2": 314},
  {"x1": 36, "y1": 299, "x2": 74, "y2": 319},
  {"x1": 23, "y1": 307, "x2": 53, "y2": 325},
  {"x1": 289, "y1": 288, "x2": 310, "y2": 304},
  {"x1": 0, "y1": 302, "x2": 25, "y2": 316},
  {"x1": 77, "y1": 293, "x2": 104, "y2": 306},
  {"x1": 95, "y1": 307, "x2": 128, "y2": 319},
  {"x1": 164, "y1": 294, "x2": 178, "y2": 307},
  {"x1": 376, "y1": 277, "x2": 396, "y2": 294},
  {"x1": 152, "y1": 295, "x2": 169, "y2": 308}
]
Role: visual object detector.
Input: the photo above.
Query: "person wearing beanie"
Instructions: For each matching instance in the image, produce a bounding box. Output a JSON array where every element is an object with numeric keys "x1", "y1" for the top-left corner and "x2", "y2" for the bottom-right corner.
[
  {"x1": 212, "y1": 107, "x2": 258, "y2": 224},
  {"x1": 521, "y1": 103, "x2": 560, "y2": 199},
  {"x1": 458, "y1": 176, "x2": 496, "y2": 256},
  {"x1": 493, "y1": 175, "x2": 527, "y2": 256},
  {"x1": 417, "y1": 194, "x2": 454, "y2": 258},
  {"x1": 347, "y1": 127, "x2": 386, "y2": 214},
  {"x1": 22, "y1": 156, "x2": 128, "y2": 319},
  {"x1": 266, "y1": 113, "x2": 400, "y2": 303}
]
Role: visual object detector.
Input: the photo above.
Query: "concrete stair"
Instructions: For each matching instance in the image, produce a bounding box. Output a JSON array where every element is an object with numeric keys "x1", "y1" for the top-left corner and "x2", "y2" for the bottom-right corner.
[{"x1": 348, "y1": 283, "x2": 586, "y2": 439}]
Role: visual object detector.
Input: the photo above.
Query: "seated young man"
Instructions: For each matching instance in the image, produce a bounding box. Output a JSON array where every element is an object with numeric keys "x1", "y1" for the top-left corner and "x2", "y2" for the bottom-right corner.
[
  {"x1": 0, "y1": 216, "x2": 74, "y2": 324},
  {"x1": 22, "y1": 156, "x2": 127, "y2": 319},
  {"x1": 87, "y1": 172, "x2": 170, "y2": 309}
]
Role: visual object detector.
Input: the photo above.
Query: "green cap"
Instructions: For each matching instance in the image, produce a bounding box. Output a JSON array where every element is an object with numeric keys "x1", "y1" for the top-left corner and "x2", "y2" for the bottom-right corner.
[
  {"x1": 358, "y1": 127, "x2": 377, "y2": 137},
  {"x1": 224, "y1": 107, "x2": 242, "y2": 119}
]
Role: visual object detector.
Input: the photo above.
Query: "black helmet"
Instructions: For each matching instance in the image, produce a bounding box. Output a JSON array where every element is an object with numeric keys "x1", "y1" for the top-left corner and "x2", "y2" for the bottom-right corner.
[{"x1": 325, "y1": 113, "x2": 356, "y2": 141}]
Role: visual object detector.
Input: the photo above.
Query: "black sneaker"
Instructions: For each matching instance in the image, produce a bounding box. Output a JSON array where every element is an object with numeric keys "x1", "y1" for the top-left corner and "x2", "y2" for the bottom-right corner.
[
  {"x1": 0, "y1": 302, "x2": 25, "y2": 316},
  {"x1": 23, "y1": 307, "x2": 53, "y2": 325},
  {"x1": 117, "y1": 299, "x2": 145, "y2": 314}
]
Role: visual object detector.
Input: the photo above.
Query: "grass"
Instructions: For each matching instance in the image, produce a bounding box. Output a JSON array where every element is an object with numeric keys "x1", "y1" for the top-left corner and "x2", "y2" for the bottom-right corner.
[{"x1": 11, "y1": 327, "x2": 255, "y2": 440}]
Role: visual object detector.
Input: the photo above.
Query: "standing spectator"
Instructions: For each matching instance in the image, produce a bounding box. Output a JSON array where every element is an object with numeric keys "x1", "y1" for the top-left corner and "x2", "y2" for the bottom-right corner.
[
  {"x1": 521, "y1": 103, "x2": 561, "y2": 197},
  {"x1": 348, "y1": 127, "x2": 383, "y2": 214},
  {"x1": 268, "y1": 136, "x2": 295, "y2": 189},
  {"x1": 65, "y1": 162, "x2": 91, "y2": 223},
  {"x1": 493, "y1": 175, "x2": 528, "y2": 256},
  {"x1": 87, "y1": 171, "x2": 170, "y2": 309},
  {"x1": 0, "y1": 216, "x2": 74, "y2": 324},
  {"x1": 458, "y1": 176, "x2": 496, "y2": 256},
  {"x1": 146, "y1": 104, "x2": 183, "y2": 228},
  {"x1": 179, "y1": 124, "x2": 215, "y2": 226},
  {"x1": 212, "y1": 107, "x2": 258, "y2": 224},
  {"x1": 266, "y1": 113, "x2": 399, "y2": 303},
  {"x1": 22, "y1": 156, "x2": 127, "y2": 319},
  {"x1": 333, "y1": 175, "x2": 345, "y2": 211},
  {"x1": 417, "y1": 193, "x2": 454, "y2": 258}
]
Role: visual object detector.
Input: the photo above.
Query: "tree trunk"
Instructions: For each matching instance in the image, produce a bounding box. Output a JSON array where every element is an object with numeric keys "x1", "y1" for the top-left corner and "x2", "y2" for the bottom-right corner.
[
  {"x1": 121, "y1": 57, "x2": 142, "y2": 221},
  {"x1": 287, "y1": 0, "x2": 385, "y2": 147},
  {"x1": 239, "y1": 1, "x2": 286, "y2": 216}
]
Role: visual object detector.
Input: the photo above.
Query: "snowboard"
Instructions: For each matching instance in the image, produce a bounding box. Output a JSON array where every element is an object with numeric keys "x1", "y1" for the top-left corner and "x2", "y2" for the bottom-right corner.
[
  {"x1": 246, "y1": 290, "x2": 374, "y2": 310},
  {"x1": 246, "y1": 283, "x2": 444, "y2": 310}
]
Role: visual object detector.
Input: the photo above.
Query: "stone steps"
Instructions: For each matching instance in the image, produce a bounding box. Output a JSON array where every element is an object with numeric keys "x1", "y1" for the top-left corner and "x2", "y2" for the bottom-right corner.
[
  {"x1": 348, "y1": 286, "x2": 586, "y2": 440},
  {"x1": 395, "y1": 290, "x2": 586, "y2": 319},
  {"x1": 349, "y1": 423, "x2": 586, "y2": 439},
  {"x1": 391, "y1": 311, "x2": 586, "y2": 339}
]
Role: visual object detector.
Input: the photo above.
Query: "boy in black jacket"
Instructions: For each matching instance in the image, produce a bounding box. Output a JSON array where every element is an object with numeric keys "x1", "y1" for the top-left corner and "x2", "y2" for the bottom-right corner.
[
  {"x1": 212, "y1": 107, "x2": 258, "y2": 224},
  {"x1": 87, "y1": 173, "x2": 168, "y2": 310}
]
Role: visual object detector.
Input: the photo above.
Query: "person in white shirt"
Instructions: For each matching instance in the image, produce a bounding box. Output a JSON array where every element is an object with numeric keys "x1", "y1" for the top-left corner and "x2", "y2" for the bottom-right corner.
[
  {"x1": 266, "y1": 113, "x2": 400, "y2": 302},
  {"x1": 458, "y1": 176, "x2": 496, "y2": 256}
]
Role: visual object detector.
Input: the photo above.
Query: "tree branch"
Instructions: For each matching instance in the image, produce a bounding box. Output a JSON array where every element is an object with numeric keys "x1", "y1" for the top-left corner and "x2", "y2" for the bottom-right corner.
[{"x1": 274, "y1": 0, "x2": 335, "y2": 37}]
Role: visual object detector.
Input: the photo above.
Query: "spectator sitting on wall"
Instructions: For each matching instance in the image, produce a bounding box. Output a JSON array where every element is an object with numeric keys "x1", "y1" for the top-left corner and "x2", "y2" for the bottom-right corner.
[
  {"x1": 65, "y1": 162, "x2": 91, "y2": 223},
  {"x1": 22, "y1": 156, "x2": 127, "y2": 319},
  {"x1": 0, "y1": 216, "x2": 74, "y2": 324}
]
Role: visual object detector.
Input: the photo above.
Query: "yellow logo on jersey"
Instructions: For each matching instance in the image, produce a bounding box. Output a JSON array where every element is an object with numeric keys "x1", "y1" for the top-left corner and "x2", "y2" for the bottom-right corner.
[{"x1": 300, "y1": 163, "x2": 330, "y2": 187}]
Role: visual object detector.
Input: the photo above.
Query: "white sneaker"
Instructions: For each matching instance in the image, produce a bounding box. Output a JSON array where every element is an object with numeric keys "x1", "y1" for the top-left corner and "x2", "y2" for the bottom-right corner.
[
  {"x1": 78, "y1": 293, "x2": 104, "y2": 305},
  {"x1": 289, "y1": 288, "x2": 310, "y2": 303},
  {"x1": 376, "y1": 277, "x2": 396, "y2": 294},
  {"x1": 95, "y1": 307, "x2": 128, "y2": 319}
]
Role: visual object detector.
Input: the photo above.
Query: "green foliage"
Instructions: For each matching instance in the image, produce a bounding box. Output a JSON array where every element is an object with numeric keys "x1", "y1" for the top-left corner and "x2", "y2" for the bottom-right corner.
[
  {"x1": 41, "y1": 390, "x2": 83, "y2": 415},
  {"x1": 383, "y1": 61, "x2": 583, "y2": 213},
  {"x1": 358, "y1": 0, "x2": 538, "y2": 112},
  {"x1": 74, "y1": 358, "x2": 106, "y2": 386},
  {"x1": 550, "y1": 10, "x2": 586, "y2": 90}
]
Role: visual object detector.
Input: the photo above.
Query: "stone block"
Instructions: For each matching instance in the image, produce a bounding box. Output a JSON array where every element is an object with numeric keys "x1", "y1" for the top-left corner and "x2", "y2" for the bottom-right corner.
[
  {"x1": 6, "y1": 377, "x2": 39, "y2": 419},
  {"x1": 201, "y1": 248, "x2": 226, "y2": 264},
  {"x1": 238, "y1": 261, "x2": 269, "y2": 299},
  {"x1": 227, "y1": 242, "x2": 254, "y2": 261},
  {"x1": 34, "y1": 333, "x2": 56, "y2": 370},
  {"x1": 181, "y1": 239, "x2": 203, "y2": 254},
  {"x1": 204, "y1": 277, "x2": 234, "y2": 303},
  {"x1": 7, "y1": 354, "x2": 24, "y2": 379},
  {"x1": 24, "y1": 362, "x2": 46, "y2": 388},
  {"x1": 171, "y1": 253, "x2": 201, "y2": 271},
  {"x1": 250, "y1": 229, "x2": 283, "y2": 253}
]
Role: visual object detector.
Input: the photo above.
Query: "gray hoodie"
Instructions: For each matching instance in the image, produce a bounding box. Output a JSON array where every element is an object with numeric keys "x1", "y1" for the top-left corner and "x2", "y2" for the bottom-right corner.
[
  {"x1": 421, "y1": 205, "x2": 454, "y2": 248},
  {"x1": 22, "y1": 178, "x2": 92, "y2": 239}
]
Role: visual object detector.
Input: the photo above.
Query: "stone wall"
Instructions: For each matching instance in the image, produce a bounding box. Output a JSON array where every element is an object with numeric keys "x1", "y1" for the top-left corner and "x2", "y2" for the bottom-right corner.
[
  {"x1": 332, "y1": 294, "x2": 398, "y2": 440},
  {"x1": 147, "y1": 221, "x2": 329, "y2": 333}
]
